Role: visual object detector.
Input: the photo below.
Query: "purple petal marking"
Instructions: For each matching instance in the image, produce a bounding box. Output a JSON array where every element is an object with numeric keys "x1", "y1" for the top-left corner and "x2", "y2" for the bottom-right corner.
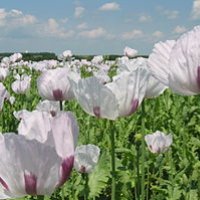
[
  {"x1": 197, "y1": 66, "x2": 200, "y2": 89},
  {"x1": 50, "y1": 110, "x2": 56, "y2": 117},
  {"x1": 0, "y1": 177, "x2": 9, "y2": 191},
  {"x1": 128, "y1": 99, "x2": 139, "y2": 116},
  {"x1": 57, "y1": 156, "x2": 74, "y2": 187},
  {"x1": 24, "y1": 172, "x2": 37, "y2": 195},
  {"x1": 53, "y1": 89, "x2": 63, "y2": 101},
  {"x1": 93, "y1": 106, "x2": 101, "y2": 117},
  {"x1": 80, "y1": 166, "x2": 86, "y2": 173}
]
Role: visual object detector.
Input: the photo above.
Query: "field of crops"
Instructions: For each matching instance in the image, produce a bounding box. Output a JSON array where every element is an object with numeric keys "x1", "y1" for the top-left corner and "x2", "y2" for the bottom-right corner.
[{"x1": 0, "y1": 26, "x2": 200, "y2": 200}]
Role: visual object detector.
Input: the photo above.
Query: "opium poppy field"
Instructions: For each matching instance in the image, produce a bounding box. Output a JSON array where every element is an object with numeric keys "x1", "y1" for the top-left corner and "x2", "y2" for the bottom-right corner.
[{"x1": 0, "y1": 26, "x2": 200, "y2": 200}]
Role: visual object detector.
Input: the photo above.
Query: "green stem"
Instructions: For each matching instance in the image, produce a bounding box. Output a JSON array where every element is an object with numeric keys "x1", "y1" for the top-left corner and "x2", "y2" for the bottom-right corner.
[
  {"x1": 136, "y1": 142, "x2": 140, "y2": 200},
  {"x1": 60, "y1": 100, "x2": 63, "y2": 111},
  {"x1": 146, "y1": 165, "x2": 149, "y2": 200},
  {"x1": 141, "y1": 101, "x2": 146, "y2": 200},
  {"x1": 157, "y1": 154, "x2": 164, "y2": 181},
  {"x1": 83, "y1": 173, "x2": 89, "y2": 200},
  {"x1": 59, "y1": 100, "x2": 66, "y2": 200},
  {"x1": 109, "y1": 120, "x2": 116, "y2": 200},
  {"x1": 37, "y1": 195, "x2": 45, "y2": 200},
  {"x1": 86, "y1": 116, "x2": 91, "y2": 143},
  {"x1": 168, "y1": 149, "x2": 174, "y2": 199}
]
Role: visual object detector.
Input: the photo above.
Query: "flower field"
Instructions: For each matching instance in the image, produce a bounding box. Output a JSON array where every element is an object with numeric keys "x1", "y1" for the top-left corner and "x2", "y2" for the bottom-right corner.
[{"x1": 0, "y1": 26, "x2": 200, "y2": 200}]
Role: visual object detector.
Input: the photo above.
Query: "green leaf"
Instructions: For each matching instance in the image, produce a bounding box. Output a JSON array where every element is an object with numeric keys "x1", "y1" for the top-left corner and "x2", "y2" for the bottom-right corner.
[{"x1": 88, "y1": 152, "x2": 110, "y2": 198}]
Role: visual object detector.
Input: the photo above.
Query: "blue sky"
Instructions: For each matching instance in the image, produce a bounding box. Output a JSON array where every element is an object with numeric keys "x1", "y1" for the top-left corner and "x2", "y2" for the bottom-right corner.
[{"x1": 0, "y1": 0, "x2": 199, "y2": 55}]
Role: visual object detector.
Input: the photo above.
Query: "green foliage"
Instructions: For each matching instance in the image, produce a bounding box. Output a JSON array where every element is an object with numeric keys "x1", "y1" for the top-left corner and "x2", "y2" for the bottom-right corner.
[
  {"x1": 88, "y1": 152, "x2": 110, "y2": 198},
  {"x1": 0, "y1": 52, "x2": 57, "y2": 61}
]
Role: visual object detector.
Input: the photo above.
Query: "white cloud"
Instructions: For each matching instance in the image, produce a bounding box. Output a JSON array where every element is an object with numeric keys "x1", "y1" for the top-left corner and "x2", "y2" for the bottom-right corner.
[
  {"x1": 79, "y1": 27, "x2": 108, "y2": 39},
  {"x1": 0, "y1": 8, "x2": 37, "y2": 27},
  {"x1": 0, "y1": 9, "x2": 7, "y2": 20},
  {"x1": 173, "y1": 26, "x2": 187, "y2": 34},
  {"x1": 164, "y1": 10, "x2": 179, "y2": 19},
  {"x1": 122, "y1": 29, "x2": 144, "y2": 40},
  {"x1": 77, "y1": 22, "x2": 88, "y2": 30},
  {"x1": 157, "y1": 7, "x2": 179, "y2": 19},
  {"x1": 192, "y1": 0, "x2": 200, "y2": 19},
  {"x1": 0, "y1": 9, "x2": 74, "y2": 40},
  {"x1": 74, "y1": 6, "x2": 85, "y2": 18},
  {"x1": 139, "y1": 14, "x2": 152, "y2": 22},
  {"x1": 152, "y1": 31, "x2": 164, "y2": 38},
  {"x1": 99, "y1": 2, "x2": 120, "y2": 11},
  {"x1": 41, "y1": 18, "x2": 74, "y2": 39}
]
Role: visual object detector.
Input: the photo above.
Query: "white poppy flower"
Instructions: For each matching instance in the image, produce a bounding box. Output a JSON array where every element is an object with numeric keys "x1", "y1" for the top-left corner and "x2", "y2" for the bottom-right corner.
[
  {"x1": 91, "y1": 55, "x2": 104, "y2": 65},
  {"x1": 117, "y1": 57, "x2": 167, "y2": 98},
  {"x1": 1, "y1": 57, "x2": 10, "y2": 68},
  {"x1": 36, "y1": 100, "x2": 60, "y2": 117},
  {"x1": 74, "y1": 144, "x2": 100, "y2": 173},
  {"x1": 18, "y1": 111, "x2": 79, "y2": 159},
  {"x1": 0, "y1": 83, "x2": 9, "y2": 111},
  {"x1": 71, "y1": 76, "x2": 119, "y2": 120},
  {"x1": 93, "y1": 69, "x2": 111, "y2": 84},
  {"x1": 72, "y1": 67, "x2": 149, "y2": 119},
  {"x1": 130, "y1": 57, "x2": 167, "y2": 98},
  {"x1": 0, "y1": 133, "x2": 61, "y2": 198},
  {"x1": 11, "y1": 74, "x2": 31, "y2": 94},
  {"x1": 148, "y1": 25, "x2": 200, "y2": 96},
  {"x1": 62, "y1": 50, "x2": 73, "y2": 59},
  {"x1": 0, "y1": 68, "x2": 9, "y2": 81},
  {"x1": 9, "y1": 96, "x2": 15, "y2": 105},
  {"x1": 144, "y1": 131, "x2": 172, "y2": 153},
  {"x1": 106, "y1": 68, "x2": 149, "y2": 116},
  {"x1": 168, "y1": 26, "x2": 200, "y2": 95},
  {"x1": 13, "y1": 109, "x2": 32, "y2": 121},
  {"x1": 9, "y1": 53, "x2": 22, "y2": 63},
  {"x1": 37, "y1": 67, "x2": 73, "y2": 101},
  {"x1": 147, "y1": 40, "x2": 176, "y2": 86},
  {"x1": 18, "y1": 111, "x2": 79, "y2": 187},
  {"x1": 123, "y1": 46, "x2": 138, "y2": 58}
]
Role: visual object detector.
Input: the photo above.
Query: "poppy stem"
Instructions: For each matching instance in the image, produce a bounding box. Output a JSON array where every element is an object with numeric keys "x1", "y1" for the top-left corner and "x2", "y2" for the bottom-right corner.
[
  {"x1": 141, "y1": 101, "x2": 146, "y2": 200},
  {"x1": 168, "y1": 149, "x2": 174, "y2": 198},
  {"x1": 60, "y1": 100, "x2": 63, "y2": 111},
  {"x1": 135, "y1": 141, "x2": 140, "y2": 200},
  {"x1": 59, "y1": 100, "x2": 65, "y2": 200},
  {"x1": 83, "y1": 173, "x2": 89, "y2": 200},
  {"x1": 37, "y1": 195, "x2": 45, "y2": 200},
  {"x1": 109, "y1": 120, "x2": 116, "y2": 200}
]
